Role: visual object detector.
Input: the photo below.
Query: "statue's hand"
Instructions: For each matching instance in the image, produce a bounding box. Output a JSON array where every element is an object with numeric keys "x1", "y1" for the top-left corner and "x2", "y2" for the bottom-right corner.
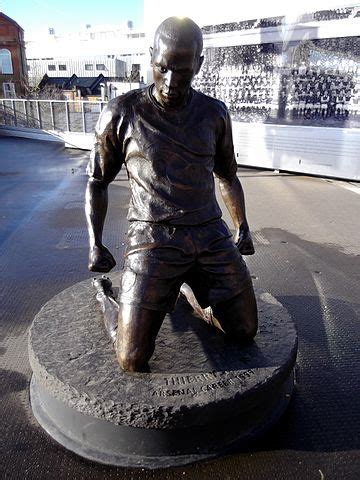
[
  {"x1": 234, "y1": 222, "x2": 255, "y2": 256},
  {"x1": 88, "y1": 245, "x2": 116, "y2": 272}
]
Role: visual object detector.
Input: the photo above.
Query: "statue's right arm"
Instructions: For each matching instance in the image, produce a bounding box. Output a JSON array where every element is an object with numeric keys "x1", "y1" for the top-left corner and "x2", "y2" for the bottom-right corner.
[
  {"x1": 214, "y1": 106, "x2": 255, "y2": 256},
  {"x1": 85, "y1": 103, "x2": 124, "y2": 272}
]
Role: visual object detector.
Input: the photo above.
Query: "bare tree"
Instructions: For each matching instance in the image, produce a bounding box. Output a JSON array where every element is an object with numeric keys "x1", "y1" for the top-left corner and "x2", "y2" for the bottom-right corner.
[{"x1": 24, "y1": 83, "x2": 66, "y2": 100}]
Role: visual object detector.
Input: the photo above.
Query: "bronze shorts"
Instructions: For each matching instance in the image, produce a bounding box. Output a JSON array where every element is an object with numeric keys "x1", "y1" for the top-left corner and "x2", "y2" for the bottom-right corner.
[{"x1": 119, "y1": 219, "x2": 251, "y2": 312}]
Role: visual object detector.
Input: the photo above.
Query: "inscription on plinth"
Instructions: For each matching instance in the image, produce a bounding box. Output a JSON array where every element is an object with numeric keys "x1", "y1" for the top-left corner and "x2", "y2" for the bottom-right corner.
[{"x1": 152, "y1": 369, "x2": 256, "y2": 397}]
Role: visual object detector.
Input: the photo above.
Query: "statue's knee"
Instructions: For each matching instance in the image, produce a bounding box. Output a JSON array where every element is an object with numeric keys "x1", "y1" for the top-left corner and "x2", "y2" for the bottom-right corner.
[
  {"x1": 228, "y1": 319, "x2": 257, "y2": 342},
  {"x1": 213, "y1": 295, "x2": 258, "y2": 341},
  {"x1": 242, "y1": 320, "x2": 258, "y2": 341},
  {"x1": 215, "y1": 307, "x2": 258, "y2": 342},
  {"x1": 117, "y1": 349, "x2": 148, "y2": 372}
]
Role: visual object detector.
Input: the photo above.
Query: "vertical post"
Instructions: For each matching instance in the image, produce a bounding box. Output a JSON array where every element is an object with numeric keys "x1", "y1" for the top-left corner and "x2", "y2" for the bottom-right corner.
[
  {"x1": 65, "y1": 101, "x2": 70, "y2": 132},
  {"x1": 11, "y1": 100, "x2": 17, "y2": 126},
  {"x1": 2, "y1": 99, "x2": 5, "y2": 125},
  {"x1": 50, "y1": 101, "x2": 55, "y2": 130},
  {"x1": 23, "y1": 99, "x2": 28, "y2": 126},
  {"x1": 1, "y1": 100, "x2": 6, "y2": 125},
  {"x1": 36, "y1": 100, "x2": 42, "y2": 129},
  {"x1": 81, "y1": 101, "x2": 86, "y2": 133}
]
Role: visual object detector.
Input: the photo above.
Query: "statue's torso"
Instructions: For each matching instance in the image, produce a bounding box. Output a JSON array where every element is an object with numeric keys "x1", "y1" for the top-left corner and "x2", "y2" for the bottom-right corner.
[{"x1": 99, "y1": 86, "x2": 236, "y2": 225}]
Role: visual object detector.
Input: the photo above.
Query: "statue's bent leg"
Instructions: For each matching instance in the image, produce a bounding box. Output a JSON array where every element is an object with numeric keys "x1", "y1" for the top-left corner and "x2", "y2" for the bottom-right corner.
[
  {"x1": 212, "y1": 285, "x2": 258, "y2": 342},
  {"x1": 180, "y1": 283, "x2": 224, "y2": 331},
  {"x1": 92, "y1": 276, "x2": 119, "y2": 343},
  {"x1": 116, "y1": 304, "x2": 166, "y2": 373}
]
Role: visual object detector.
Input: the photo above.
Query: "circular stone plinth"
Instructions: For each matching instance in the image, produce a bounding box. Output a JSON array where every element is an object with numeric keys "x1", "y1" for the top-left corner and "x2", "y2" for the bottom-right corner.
[{"x1": 29, "y1": 273, "x2": 297, "y2": 468}]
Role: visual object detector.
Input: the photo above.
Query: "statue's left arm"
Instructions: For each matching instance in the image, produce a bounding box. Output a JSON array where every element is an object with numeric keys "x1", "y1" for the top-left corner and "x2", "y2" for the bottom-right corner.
[
  {"x1": 85, "y1": 103, "x2": 124, "y2": 272},
  {"x1": 218, "y1": 175, "x2": 255, "y2": 255},
  {"x1": 214, "y1": 108, "x2": 255, "y2": 255}
]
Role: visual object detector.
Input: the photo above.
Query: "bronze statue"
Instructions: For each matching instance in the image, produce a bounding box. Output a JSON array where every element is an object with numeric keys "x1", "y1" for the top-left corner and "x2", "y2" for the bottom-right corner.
[{"x1": 85, "y1": 17, "x2": 258, "y2": 373}]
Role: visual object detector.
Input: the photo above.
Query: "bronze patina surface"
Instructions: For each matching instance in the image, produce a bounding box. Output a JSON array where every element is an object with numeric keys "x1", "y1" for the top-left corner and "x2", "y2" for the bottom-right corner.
[{"x1": 85, "y1": 17, "x2": 258, "y2": 372}]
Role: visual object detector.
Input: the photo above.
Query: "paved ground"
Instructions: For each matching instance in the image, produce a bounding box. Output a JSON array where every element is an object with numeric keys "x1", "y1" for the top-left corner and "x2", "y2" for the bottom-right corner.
[{"x1": 0, "y1": 137, "x2": 359, "y2": 480}]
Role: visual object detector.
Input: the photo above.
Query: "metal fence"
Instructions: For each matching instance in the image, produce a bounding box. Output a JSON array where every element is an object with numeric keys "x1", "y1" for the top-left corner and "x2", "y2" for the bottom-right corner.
[{"x1": 0, "y1": 99, "x2": 107, "y2": 134}]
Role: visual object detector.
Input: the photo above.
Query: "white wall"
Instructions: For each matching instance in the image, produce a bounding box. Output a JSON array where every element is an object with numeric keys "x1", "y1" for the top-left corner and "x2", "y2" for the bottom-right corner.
[
  {"x1": 232, "y1": 122, "x2": 360, "y2": 180},
  {"x1": 26, "y1": 30, "x2": 147, "y2": 58},
  {"x1": 107, "y1": 81, "x2": 146, "y2": 98},
  {"x1": 203, "y1": 18, "x2": 360, "y2": 49}
]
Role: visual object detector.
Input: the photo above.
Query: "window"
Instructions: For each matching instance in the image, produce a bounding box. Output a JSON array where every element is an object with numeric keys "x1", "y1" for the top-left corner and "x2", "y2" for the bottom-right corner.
[
  {"x1": 96, "y1": 64, "x2": 106, "y2": 70},
  {"x1": 48, "y1": 65, "x2": 56, "y2": 71},
  {"x1": 85, "y1": 64, "x2": 93, "y2": 71},
  {"x1": 59, "y1": 65, "x2": 67, "y2": 71},
  {"x1": 0, "y1": 49, "x2": 13, "y2": 74},
  {"x1": 3, "y1": 82, "x2": 16, "y2": 98}
]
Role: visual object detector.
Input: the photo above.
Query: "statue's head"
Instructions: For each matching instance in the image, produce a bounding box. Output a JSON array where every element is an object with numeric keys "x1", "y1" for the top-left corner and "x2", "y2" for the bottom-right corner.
[{"x1": 150, "y1": 17, "x2": 204, "y2": 109}]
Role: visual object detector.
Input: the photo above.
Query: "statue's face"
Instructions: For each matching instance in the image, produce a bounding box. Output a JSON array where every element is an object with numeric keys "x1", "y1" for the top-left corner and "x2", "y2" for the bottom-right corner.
[{"x1": 151, "y1": 36, "x2": 202, "y2": 109}]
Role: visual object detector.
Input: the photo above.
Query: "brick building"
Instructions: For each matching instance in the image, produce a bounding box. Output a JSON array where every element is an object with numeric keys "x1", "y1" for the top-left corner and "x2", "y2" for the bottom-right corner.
[{"x1": 0, "y1": 12, "x2": 27, "y2": 97}]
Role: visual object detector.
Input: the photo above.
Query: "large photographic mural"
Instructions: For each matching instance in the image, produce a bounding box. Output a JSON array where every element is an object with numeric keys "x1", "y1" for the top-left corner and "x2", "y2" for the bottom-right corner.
[{"x1": 193, "y1": 36, "x2": 360, "y2": 128}]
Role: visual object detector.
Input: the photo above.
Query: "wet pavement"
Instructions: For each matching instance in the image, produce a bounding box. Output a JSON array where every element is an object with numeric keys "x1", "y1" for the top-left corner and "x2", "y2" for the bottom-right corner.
[{"x1": 0, "y1": 136, "x2": 359, "y2": 479}]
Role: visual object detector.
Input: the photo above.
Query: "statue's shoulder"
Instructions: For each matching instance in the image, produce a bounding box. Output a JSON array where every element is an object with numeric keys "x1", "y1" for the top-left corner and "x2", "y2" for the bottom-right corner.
[
  {"x1": 104, "y1": 88, "x2": 146, "y2": 116},
  {"x1": 192, "y1": 89, "x2": 228, "y2": 117},
  {"x1": 96, "y1": 89, "x2": 146, "y2": 133}
]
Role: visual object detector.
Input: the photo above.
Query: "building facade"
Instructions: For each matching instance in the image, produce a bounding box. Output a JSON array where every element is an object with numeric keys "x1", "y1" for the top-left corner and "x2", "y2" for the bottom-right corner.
[
  {"x1": 0, "y1": 12, "x2": 27, "y2": 97},
  {"x1": 26, "y1": 24, "x2": 147, "y2": 87},
  {"x1": 27, "y1": 56, "x2": 126, "y2": 87}
]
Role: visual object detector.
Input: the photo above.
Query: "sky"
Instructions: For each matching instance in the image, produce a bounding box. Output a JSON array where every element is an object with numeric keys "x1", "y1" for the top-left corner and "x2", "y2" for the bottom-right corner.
[
  {"x1": 0, "y1": 0, "x2": 144, "y2": 35},
  {"x1": 1, "y1": 0, "x2": 358, "y2": 39}
]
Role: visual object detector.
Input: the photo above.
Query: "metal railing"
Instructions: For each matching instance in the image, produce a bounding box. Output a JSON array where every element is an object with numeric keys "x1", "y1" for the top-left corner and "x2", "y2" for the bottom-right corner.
[{"x1": 0, "y1": 99, "x2": 107, "y2": 134}]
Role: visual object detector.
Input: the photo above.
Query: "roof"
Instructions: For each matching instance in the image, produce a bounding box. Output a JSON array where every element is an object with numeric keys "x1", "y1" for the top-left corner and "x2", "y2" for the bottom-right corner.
[
  {"x1": 0, "y1": 12, "x2": 24, "y2": 31},
  {"x1": 38, "y1": 75, "x2": 74, "y2": 89},
  {"x1": 71, "y1": 75, "x2": 105, "y2": 88},
  {"x1": 38, "y1": 74, "x2": 106, "y2": 92}
]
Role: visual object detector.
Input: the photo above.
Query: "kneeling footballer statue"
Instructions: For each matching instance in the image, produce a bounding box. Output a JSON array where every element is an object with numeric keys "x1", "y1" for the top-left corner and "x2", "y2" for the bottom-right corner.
[{"x1": 85, "y1": 16, "x2": 258, "y2": 372}]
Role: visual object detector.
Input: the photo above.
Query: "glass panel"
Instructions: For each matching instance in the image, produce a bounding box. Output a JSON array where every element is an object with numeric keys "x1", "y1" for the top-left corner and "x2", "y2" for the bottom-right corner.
[
  {"x1": 39, "y1": 102, "x2": 53, "y2": 129},
  {"x1": 68, "y1": 101, "x2": 84, "y2": 132},
  {"x1": 84, "y1": 102, "x2": 101, "y2": 132},
  {"x1": 53, "y1": 102, "x2": 67, "y2": 130}
]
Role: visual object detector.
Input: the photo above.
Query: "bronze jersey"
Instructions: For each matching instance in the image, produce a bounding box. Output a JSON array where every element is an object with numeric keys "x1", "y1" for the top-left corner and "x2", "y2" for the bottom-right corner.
[{"x1": 88, "y1": 85, "x2": 237, "y2": 226}]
